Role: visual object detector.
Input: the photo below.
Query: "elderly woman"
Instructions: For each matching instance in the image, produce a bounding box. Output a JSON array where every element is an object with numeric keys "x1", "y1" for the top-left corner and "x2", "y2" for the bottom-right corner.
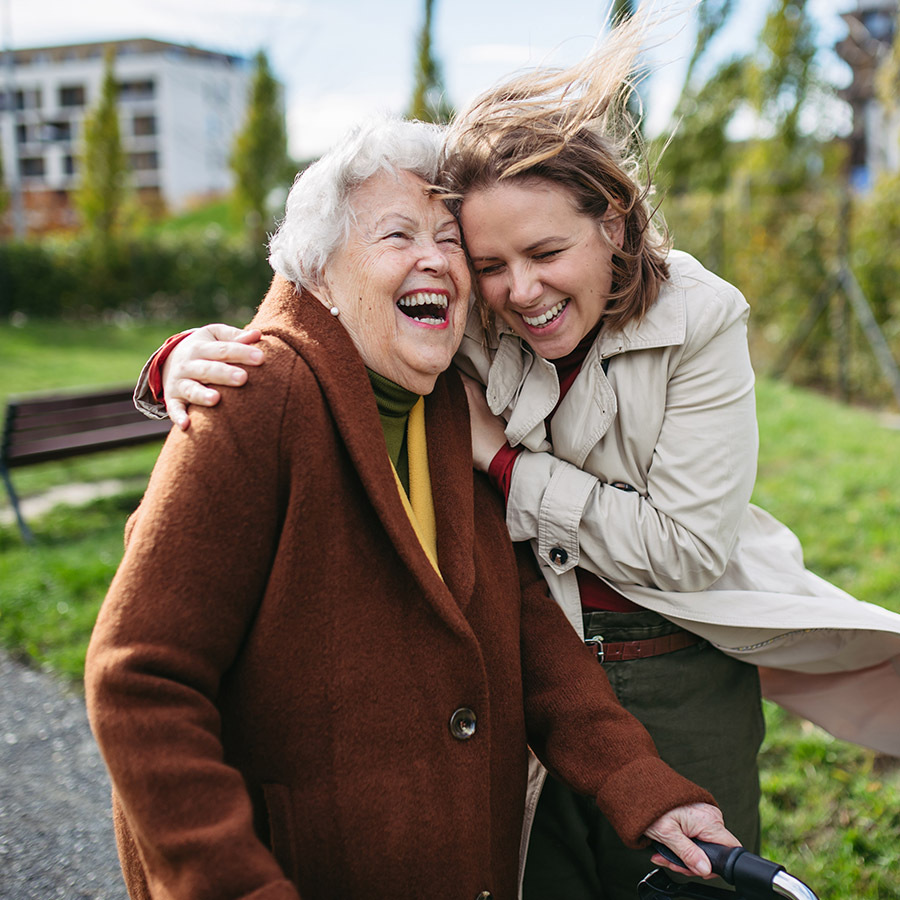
[{"x1": 85, "y1": 117, "x2": 736, "y2": 900}]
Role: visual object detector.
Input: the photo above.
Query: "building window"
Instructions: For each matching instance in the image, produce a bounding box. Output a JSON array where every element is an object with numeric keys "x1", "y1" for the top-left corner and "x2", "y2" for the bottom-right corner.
[
  {"x1": 133, "y1": 114, "x2": 157, "y2": 136},
  {"x1": 130, "y1": 151, "x2": 159, "y2": 170},
  {"x1": 59, "y1": 85, "x2": 86, "y2": 107},
  {"x1": 3, "y1": 88, "x2": 43, "y2": 110},
  {"x1": 64, "y1": 155, "x2": 77, "y2": 176},
  {"x1": 118, "y1": 80, "x2": 155, "y2": 101},
  {"x1": 44, "y1": 120, "x2": 73, "y2": 142},
  {"x1": 862, "y1": 11, "x2": 894, "y2": 42},
  {"x1": 16, "y1": 123, "x2": 29, "y2": 144},
  {"x1": 20, "y1": 156, "x2": 46, "y2": 177}
]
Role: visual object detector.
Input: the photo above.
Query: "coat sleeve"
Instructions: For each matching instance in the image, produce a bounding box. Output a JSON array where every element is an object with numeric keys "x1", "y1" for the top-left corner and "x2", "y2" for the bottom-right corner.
[
  {"x1": 505, "y1": 286, "x2": 759, "y2": 591},
  {"x1": 85, "y1": 339, "x2": 302, "y2": 900},
  {"x1": 514, "y1": 542, "x2": 717, "y2": 846}
]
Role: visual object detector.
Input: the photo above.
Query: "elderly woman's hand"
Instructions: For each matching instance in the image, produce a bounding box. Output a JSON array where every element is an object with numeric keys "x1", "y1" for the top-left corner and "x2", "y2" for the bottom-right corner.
[
  {"x1": 645, "y1": 802, "x2": 740, "y2": 878},
  {"x1": 162, "y1": 325, "x2": 264, "y2": 430},
  {"x1": 460, "y1": 373, "x2": 508, "y2": 472}
]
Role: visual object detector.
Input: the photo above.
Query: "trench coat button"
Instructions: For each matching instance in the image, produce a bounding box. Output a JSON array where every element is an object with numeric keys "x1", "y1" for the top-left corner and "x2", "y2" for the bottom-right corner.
[
  {"x1": 449, "y1": 707, "x2": 477, "y2": 740},
  {"x1": 549, "y1": 546, "x2": 568, "y2": 565}
]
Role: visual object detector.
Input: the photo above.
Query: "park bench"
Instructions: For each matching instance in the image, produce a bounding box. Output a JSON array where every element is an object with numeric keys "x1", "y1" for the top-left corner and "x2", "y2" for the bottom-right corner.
[{"x1": 1, "y1": 386, "x2": 172, "y2": 543}]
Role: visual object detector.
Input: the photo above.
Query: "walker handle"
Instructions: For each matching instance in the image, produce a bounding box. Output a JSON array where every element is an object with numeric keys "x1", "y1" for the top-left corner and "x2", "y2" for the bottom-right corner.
[{"x1": 652, "y1": 840, "x2": 785, "y2": 899}]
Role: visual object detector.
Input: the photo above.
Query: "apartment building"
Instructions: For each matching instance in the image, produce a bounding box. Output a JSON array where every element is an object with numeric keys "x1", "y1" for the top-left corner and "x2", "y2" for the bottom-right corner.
[
  {"x1": 1, "y1": 38, "x2": 260, "y2": 233},
  {"x1": 836, "y1": 0, "x2": 900, "y2": 188}
]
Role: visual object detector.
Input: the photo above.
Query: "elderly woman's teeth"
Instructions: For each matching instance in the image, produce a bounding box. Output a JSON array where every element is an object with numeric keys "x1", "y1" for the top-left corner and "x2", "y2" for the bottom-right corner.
[
  {"x1": 523, "y1": 299, "x2": 568, "y2": 327},
  {"x1": 398, "y1": 292, "x2": 449, "y2": 325}
]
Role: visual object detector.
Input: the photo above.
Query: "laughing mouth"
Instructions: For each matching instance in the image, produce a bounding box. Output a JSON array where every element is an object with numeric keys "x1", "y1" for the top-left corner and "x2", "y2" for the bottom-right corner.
[
  {"x1": 397, "y1": 292, "x2": 449, "y2": 326},
  {"x1": 522, "y1": 299, "x2": 568, "y2": 328}
]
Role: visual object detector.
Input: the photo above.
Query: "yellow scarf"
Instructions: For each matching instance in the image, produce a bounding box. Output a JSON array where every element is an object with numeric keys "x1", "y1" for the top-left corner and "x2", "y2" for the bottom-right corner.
[{"x1": 391, "y1": 397, "x2": 441, "y2": 578}]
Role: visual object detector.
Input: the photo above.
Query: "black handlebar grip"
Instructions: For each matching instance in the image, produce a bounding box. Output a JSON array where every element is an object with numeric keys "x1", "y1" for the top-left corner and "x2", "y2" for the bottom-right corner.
[
  {"x1": 730, "y1": 850, "x2": 786, "y2": 900},
  {"x1": 652, "y1": 841, "x2": 786, "y2": 900},
  {"x1": 688, "y1": 841, "x2": 745, "y2": 880}
]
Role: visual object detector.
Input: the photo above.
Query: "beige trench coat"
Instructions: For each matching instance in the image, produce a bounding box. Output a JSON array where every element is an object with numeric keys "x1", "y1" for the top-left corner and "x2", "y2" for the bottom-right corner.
[
  {"x1": 456, "y1": 251, "x2": 900, "y2": 883},
  {"x1": 456, "y1": 250, "x2": 900, "y2": 762}
]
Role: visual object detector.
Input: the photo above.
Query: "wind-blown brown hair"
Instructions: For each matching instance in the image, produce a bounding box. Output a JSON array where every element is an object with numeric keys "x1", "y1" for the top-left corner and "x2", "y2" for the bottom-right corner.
[{"x1": 441, "y1": 10, "x2": 671, "y2": 336}]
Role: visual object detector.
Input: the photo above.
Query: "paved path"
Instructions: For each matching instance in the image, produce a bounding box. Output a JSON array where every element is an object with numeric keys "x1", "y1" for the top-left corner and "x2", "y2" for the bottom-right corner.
[{"x1": 0, "y1": 651, "x2": 126, "y2": 900}]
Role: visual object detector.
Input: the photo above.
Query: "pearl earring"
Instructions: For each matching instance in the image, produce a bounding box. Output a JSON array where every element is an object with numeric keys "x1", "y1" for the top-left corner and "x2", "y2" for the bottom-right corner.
[{"x1": 330, "y1": 306, "x2": 340, "y2": 317}]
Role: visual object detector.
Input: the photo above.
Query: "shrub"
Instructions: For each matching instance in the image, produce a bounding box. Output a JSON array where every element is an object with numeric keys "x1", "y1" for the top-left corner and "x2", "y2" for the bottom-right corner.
[{"x1": 0, "y1": 231, "x2": 272, "y2": 321}]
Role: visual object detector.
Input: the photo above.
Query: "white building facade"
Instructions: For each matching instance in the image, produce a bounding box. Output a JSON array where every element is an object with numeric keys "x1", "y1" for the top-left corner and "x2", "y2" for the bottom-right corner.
[
  {"x1": 1, "y1": 38, "x2": 260, "y2": 233},
  {"x1": 836, "y1": 1, "x2": 900, "y2": 189}
]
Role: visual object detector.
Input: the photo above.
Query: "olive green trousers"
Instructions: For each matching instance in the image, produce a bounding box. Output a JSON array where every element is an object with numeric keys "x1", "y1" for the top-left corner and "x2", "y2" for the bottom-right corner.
[{"x1": 523, "y1": 610, "x2": 765, "y2": 900}]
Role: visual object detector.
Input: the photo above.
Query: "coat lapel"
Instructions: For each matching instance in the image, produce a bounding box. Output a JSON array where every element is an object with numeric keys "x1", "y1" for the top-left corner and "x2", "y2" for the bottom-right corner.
[
  {"x1": 252, "y1": 277, "x2": 476, "y2": 622},
  {"x1": 425, "y1": 372, "x2": 476, "y2": 610}
]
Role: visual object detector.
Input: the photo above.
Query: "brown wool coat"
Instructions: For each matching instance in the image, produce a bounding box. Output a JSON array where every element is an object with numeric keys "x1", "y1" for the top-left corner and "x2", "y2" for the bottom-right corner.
[{"x1": 85, "y1": 278, "x2": 713, "y2": 900}]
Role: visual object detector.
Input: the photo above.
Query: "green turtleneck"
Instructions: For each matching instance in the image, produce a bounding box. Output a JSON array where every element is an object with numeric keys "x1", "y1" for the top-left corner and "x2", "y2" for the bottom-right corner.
[{"x1": 367, "y1": 369, "x2": 419, "y2": 494}]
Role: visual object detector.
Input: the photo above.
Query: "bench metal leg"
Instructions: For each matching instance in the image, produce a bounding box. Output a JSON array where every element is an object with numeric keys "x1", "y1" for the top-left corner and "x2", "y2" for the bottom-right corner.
[{"x1": 0, "y1": 463, "x2": 34, "y2": 544}]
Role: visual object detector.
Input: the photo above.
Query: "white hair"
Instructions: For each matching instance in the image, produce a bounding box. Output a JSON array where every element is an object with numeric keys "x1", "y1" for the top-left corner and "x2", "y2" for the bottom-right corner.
[{"x1": 268, "y1": 116, "x2": 446, "y2": 288}]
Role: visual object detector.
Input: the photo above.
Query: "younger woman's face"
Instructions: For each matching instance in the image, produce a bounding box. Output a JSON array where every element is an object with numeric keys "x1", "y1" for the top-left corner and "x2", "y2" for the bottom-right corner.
[{"x1": 459, "y1": 178, "x2": 622, "y2": 360}]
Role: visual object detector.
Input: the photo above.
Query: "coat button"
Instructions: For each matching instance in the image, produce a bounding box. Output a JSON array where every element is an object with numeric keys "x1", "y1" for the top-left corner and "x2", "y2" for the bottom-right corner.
[
  {"x1": 549, "y1": 546, "x2": 568, "y2": 565},
  {"x1": 449, "y1": 708, "x2": 477, "y2": 740}
]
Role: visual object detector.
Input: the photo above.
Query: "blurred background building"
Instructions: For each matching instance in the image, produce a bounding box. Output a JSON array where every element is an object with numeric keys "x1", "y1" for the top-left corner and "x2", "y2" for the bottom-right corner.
[
  {"x1": 0, "y1": 38, "x2": 256, "y2": 232},
  {"x1": 836, "y1": 0, "x2": 900, "y2": 189}
]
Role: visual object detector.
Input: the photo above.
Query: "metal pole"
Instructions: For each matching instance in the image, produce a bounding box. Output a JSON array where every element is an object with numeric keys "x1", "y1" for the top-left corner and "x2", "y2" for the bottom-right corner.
[
  {"x1": 839, "y1": 264, "x2": 900, "y2": 412},
  {"x1": 2, "y1": 0, "x2": 25, "y2": 239}
]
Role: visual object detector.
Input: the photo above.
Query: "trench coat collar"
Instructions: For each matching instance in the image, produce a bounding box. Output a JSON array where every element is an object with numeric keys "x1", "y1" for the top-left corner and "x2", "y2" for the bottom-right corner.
[
  {"x1": 252, "y1": 275, "x2": 477, "y2": 621},
  {"x1": 485, "y1": 257, "x2": 689, "y2": 460}
]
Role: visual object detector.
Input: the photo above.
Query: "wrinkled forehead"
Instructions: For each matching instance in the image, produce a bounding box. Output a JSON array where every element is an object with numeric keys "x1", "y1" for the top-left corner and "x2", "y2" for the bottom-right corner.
[{"x1": 347, "y1": 169, "x2": 456, "y2": 232}]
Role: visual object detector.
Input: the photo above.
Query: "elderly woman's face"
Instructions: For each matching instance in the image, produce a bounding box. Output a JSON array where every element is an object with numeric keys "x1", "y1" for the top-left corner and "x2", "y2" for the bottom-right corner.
[{"x1": 321, "y1": 169, "x2": 471, "y2": 394}]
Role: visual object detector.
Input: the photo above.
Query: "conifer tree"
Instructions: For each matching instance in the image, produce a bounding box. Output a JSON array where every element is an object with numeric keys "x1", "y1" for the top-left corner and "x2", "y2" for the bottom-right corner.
[
  {"x1": 230, "y1": 50, "x2": 288, "y2": 246},
  {"x1": 74, "y1": 47, "x2": 129, "y2": 243},
  {"x1": 407, "y1": 0, "x2": 453, "y2": 124}
]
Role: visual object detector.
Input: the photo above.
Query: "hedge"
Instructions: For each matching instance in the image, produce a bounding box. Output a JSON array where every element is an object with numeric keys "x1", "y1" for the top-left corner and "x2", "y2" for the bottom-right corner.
[{"x1": 0, "y1": 231, "x2": 273, "y2": 321}]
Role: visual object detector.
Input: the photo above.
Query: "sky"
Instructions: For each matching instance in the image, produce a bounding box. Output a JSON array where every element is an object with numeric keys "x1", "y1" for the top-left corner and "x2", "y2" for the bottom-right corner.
[{"x1": 1, "y1": 0, "x2": 856, "y2": 160}]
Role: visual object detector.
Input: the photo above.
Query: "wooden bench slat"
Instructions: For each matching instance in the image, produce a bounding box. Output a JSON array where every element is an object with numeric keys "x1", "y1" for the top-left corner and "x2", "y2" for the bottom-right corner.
[
  {"x1": 2, "y1": 387, "x2": 175, "y2": 542},
  {"x1": 8, "y1": 387, "x2": 141, "y2": 415},
  {"x1": 5, "y1": 419, "x2": 172, "y2": 466},
  {"x1": 9, "y1": 400, "x2": 142, "y2": 430},
  {"x1": 7, "y1": 410, "x2": 159, "y2": 446}
]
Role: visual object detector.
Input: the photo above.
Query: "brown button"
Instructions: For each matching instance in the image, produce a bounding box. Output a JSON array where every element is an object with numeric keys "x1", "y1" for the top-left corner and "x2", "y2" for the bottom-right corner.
[{"x1": 449, "y1": 708, "x2": 477, "y2": 740}]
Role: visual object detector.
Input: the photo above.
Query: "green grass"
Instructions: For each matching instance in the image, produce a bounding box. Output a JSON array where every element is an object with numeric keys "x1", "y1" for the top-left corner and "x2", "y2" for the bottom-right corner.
[
  {"x1": 139, "y1": 197, "x2": 242, "y2": 239},
  {"x1": 0, "y1": 318, "x2": 192, "y2": 676},
  {"x1": 0, "y1": 491, "x2": 146, "y2": 678},
  {"x1": 0, "y1": 317, "x2": 193, "y2": 403},
  {"x1": 759, "y1": 704, "x2": 900, "y2": 899},
  {"x1": 748, "y1": 378, "x2": 900, "y2": 897},
  {"x1": 2, "y1": 321, "x2": 900, "y2": 896},
  {"x1": 0, "y1": 318, "x2": 194, "y2": 501},
  {"x1": 752, "y1": 378, "x2": 900, "y2": 617}
]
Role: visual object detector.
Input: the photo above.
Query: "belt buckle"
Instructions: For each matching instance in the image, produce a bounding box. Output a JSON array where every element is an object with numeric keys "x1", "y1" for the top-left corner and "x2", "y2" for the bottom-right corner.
[{"x1": 585, "y1": 635, "x2": 605, "y2": 664}]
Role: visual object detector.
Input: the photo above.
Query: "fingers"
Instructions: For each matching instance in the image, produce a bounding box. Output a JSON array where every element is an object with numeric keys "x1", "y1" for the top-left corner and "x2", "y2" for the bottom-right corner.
[
  {"x1": 174, "y1": 378, "x2": 222, "y2": 408},
  {"x1": 178, "y1": 358, "x2": 251, "y2": 389},
  {"x1": 233, "y1": 328, "x2": 263, "y2": 345},
  {"x1": 645, "y1": 803, "x2": 739, "y2": 879},
  {"x1": 669, "y1": 840, "x2": 712, "y2": 878},
  {"x1": 168, "y1": 399, "x2": 191, "y2": 431},
  {"x1": 204, "y1": 324, "x2": 263, "y2": 346},
  {"x1": 192, "y1": 338, "x2": 264, "y2": 368}
]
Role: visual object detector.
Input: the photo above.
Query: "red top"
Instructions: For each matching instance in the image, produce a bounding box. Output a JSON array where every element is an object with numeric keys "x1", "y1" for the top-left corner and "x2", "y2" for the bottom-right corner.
[
  {"x1": 147, "y1": 330, "x2": 193, "y2": 401},
  {"x1": 488, "y1": 330, "x2": 640, "y2": 613}
]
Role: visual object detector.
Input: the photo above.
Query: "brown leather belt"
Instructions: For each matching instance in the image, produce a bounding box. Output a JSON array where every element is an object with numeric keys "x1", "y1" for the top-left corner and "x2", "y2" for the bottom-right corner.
[{"x1": 585, "y1": 631, "x2": 702, "y2": 663}]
